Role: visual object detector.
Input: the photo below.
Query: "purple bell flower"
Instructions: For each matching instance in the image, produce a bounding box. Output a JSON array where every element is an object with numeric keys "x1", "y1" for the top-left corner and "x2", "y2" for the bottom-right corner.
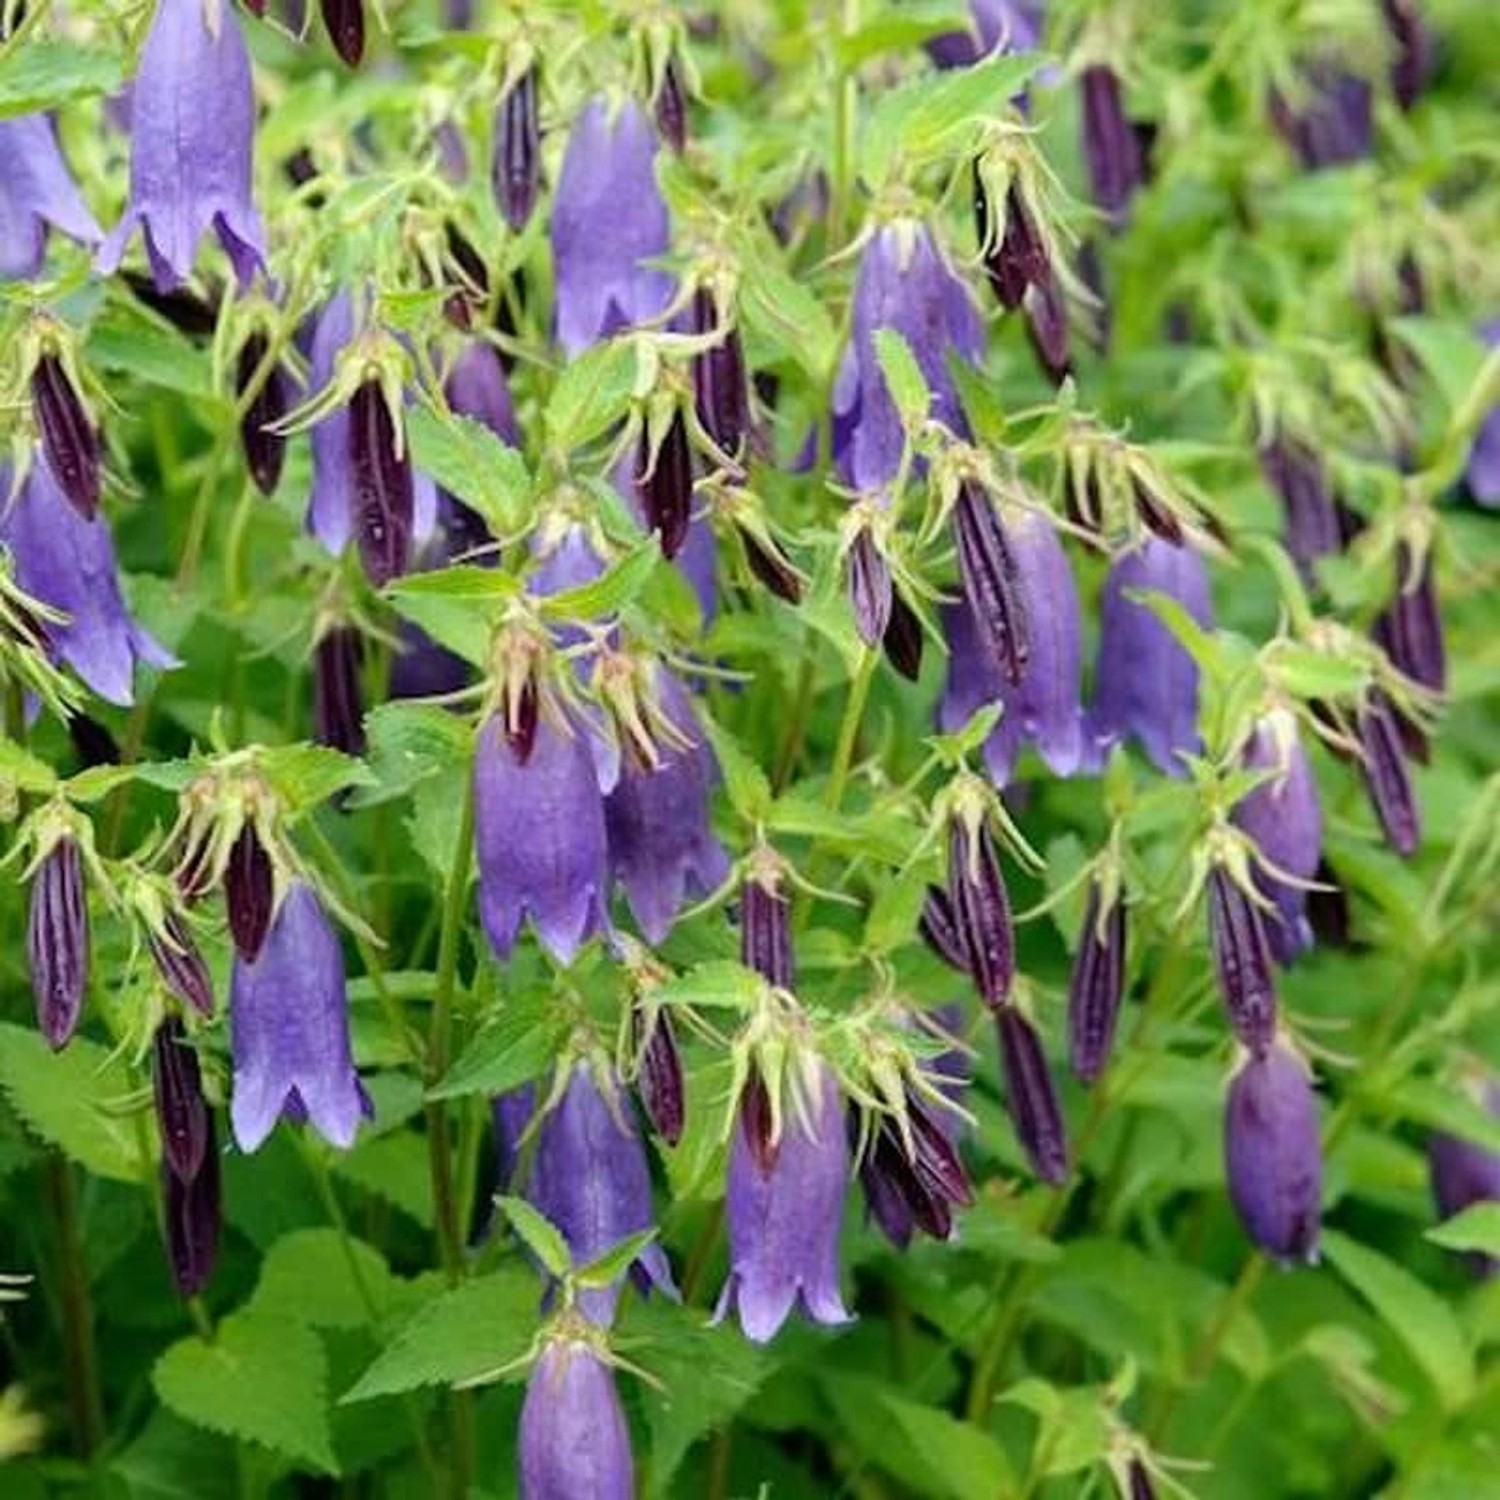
[
  {"x1": 1232, "y1": 710, "x2": 1322, "y2": 965},
  {"x1": 1467, "y1": 322, "x2": 1500, "y2": 509},
  {"x1": 832, "y1": 221, "x2": 983, "y2": 490},
  {"x1": 1224, "y1": 1036, "x2": 1322, "y2": 1265},
  {"x1": 446, "y1": 340, "x2": 519, "y2": 450},
  {"x1": 0, "y1": 457, "x2": 175, "y2": 706},
  {"x1": 0, "y1": 116, "x2": 102, "y2": 280},
  {"x1": 550, "y1": 98, "x2": 673, "y2": 357},
  {"x1": 605, "y1": 671, "x2": 729, "y2": 944},
  {"x1": 506, "y1": 1062, "x2": 677, "y2": 1324},
  {"x1": 1088, "y1": 538, "x2": 1212, "y2": 775},
  {"x1": 1429, "y1": 1079, "x2": 1500, "y2": 1278},
  {"x1": 474, "y1": 710, "x2": 611, "y2": 965},
  {"x1": 927, "y1": 0, "x2": 1043, "y2": 69},
  {"x1": 229, "y1": 881, "x2": 369, "y2": 1153},
  {"x1": 96, "y1": 0, "x2": 266, "y2": 292},
  {"x1": 716, "y1": 1060, "x2": 852, "y2": 1343},
  {"x1": 518, "y1": 1335, "x2": 634, "y2": 1500}
]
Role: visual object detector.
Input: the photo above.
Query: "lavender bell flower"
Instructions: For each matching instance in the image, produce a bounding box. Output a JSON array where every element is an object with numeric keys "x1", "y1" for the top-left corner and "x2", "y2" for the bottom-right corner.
[
  {"x1": 28, "y1": 836, "x2": 88, "y2": 1049},
  {"x1": 1224, "y1": 1036, "x2": 1322, "y2": 1264},
  {"x1": 1207, "y1": 867, "x2": 1278, "y2": 1057},
  {"x1": 1067, "y1": 877, "x2": 1128, "y2": 1085},
  {"x1": 1429, "y1": 1079, "x2": 1500, "y2": 1278},
  {"x1": 0, "y1": 116, "x2": 102, "y2": 280},
  {"x1": 518, "y1": 1335, "x2": 634, "y2": 1500},
  {"x1": 996, "y1": 1005, "x2": 1069, "y2": 1184},
  {"x1": 474, "y1": 710, "x2": 612, "y2": 965},
  {"x1": 493, "y1": 66, "x2": 541, "y2": 233},
  {"x1": 1080, "y1": 65, "x2": 1144, "y2": 228},
  {"x1": 550, "y1": 98, "x2": 673, "y2": 357},
  {"x1": 1089, "y1": 538, "x2": 1212, "y2": 775},
  {"x1": 96, "y1": 0, "x2": 266, "y2": 292},
  {"x1": 716, "y1": 1060, "x2": 851, "y2": 1342},
  {"x1": 605, "y1": 672, "x2": 729, "y2": 944},
  {"x1": 1232, "y1": 711, "x2": 1322, "y2": 965},
  {"x1": 447, "y1": 339, "x2": 519, "y2": 450},
  {"x1": 229, "y1": 881, "x2": 368, "y2": 1152},
  {"x1": 927, "y1": 0, "x2": 1043, "y2": 70},
  {"x1": 0, "y1": 457, "x2": 175, "y2": 706}
]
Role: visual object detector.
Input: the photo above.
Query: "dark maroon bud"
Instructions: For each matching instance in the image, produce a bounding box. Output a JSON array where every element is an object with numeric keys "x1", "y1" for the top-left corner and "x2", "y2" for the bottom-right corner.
[
  {"x1": 692, "y1": 289, "x2": 751, "y2": 457},
  {"x1": 882, "y1": 586, "x2": 924, "y2": 681},
  {"x1": 492, "y1": 66, "x2": 541, "y2": 233},
  {"x1": 1358, "y1": 691, "x2": 1420, "y2": 857},
  {"x1": 1067, "y1": 880, "x2": 1128, "y2": 1085},
  {"x1": 740, "y1": 1068, "x2": 778, "y2": 1174},
  {"x1": 225, "y1": 822, "x2": 274, "y2": 963},
  {"x1": 632, "y1": 1003, "x2": 685, "y2": 1147},
  {"x1": 150, "y1": 911, "x2": 215, "y2": 1017},
  {"x1": 953, "y1": 481, "x2": 1028, "y2": 686},
  {"x1": 505, "y1": 675, "x2": 539, "y2": 765},
  {"x1": 1128, "y1": 1458, "x2": 1156, "y2": 1500},
  {"x1": 68, "y1": 714, "x2": 120, "y2": 769},
  {"x1": 31, "y1": 353, "x2": 100, "y2": 520},
  {"x1": 741, "y1": 873, "x2": 793, "y2": 989},
  {"x1": 946, "y1": 819, "x2": 1014, "y2": 1010},
  {"x1": 741, "y1": 530, "x2": 802, "y2": 604},
  {"x1": 973, "y1": 161, "x2": 1048, "y2": 312},
  {"x1": 236, "y1": 333, "x2": 288, "y2": 497},
  {"x1": 1207, "y1": 868, "x2": 1277, "y2": 1055},
  {"x1": 1374, "y1": 544, "x2": 1444, "y2": 704},
  {"x1": 1080, "y1": 65, "x2": 1144, "y2": 227},
  {"x1": 848, "y1": 528, "x2": 892, "y2": 647},
  {"x1": 1382, "y1": 0, "x2": 1433, "y2": 111},
  {"x1": 28, "y1": 837, "x2": 89, "y2": 1050},
  {"x1": 655, "y1": 58, "x2": 687, "y2": 154},
  {"x1": 122, "y1": 271, "x2": 220, "y2": 338},
  {"x1": 1258, "y1": 440, "x2": 1341, "y2": 576},
  {"x1": 163, "y1": 1116, "x2": 221, "y2": 1298},
  {"x1": 349, "y1": 379, "x2": 415, "y2": 587},
  {"x1": 859, "y1": 1094, "x2": 973, "y2": 1245},
  {"x1": 920, "y1": 884, "x2": 968, "y2": 970},
  {"x1": 996, "y1": 1006, "x2": 1069, "y2": 1184},
  {"x1": 321, "y1": 0, "x2": 364, "y2": 66},
  {"x1": 313, "y1": 627, "x2": 366, "y2": 757},
  {"x1": 1131, "y1": 474, "x2": 1183, "y2": 545},
  {"x1": 1024, "y1": 269, "x2": 1071, "y2": 386},
  {"x1": 637, "y1": 410, "x2": 693, "y2": 560},
  {"x1": 1305, "y1": 857, "x2": 1354, "y2": 950},
  {"x1": 151, "y1": 1018, "x2": 210, "y2": 1183}
]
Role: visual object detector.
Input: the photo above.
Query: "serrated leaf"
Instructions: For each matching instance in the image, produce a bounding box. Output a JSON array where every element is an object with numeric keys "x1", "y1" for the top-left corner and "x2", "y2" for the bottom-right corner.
[
  {"x1": 545, "y1": 339, "x2": 639, "y2": 451},
  {"x1": 352, "y1": 700, "x2": 472, "y2": 808},
  {"x1": 699, "y1": 715, "x2": 771, "y2": 822},
  {"x1": 153, "y1": 1312, "x2": 338, "y2": 1474},
  {"x1": 0, "y1": 738, "x2": 60, "y2": 794},
  {"x1": 576, "y1": 1228, "x2": 658, "y2": 1289},
  {"x1": 880, "y1": 1389, "x2": 1019, "y2": 1500},
  {"x1": 497, "y1": 1196, "x2": 571, "y2": 1278},
  {"x1": 1427, "y1": 1203, "x2": 1500, "y2": 1258},
  {"x1": 406, "y1": 405, "x2": 533, "y2": 536},
  {"x1": 1389, "y1": 317, "x2": 1487, "y2": 415},
  {"x1": 64, "y1": 764, "x2": 136, "y2": 802},
  {"x1": 252, "y1": 1230, "x2": 401, "y2": 1330},
  {"x1": 537, "y1": 539, "x2": 661, "y2": 622},
  {"x1": 259, "y1": 744, "x2": 376, "y2": 814},
  {"x1": 428, "y1": 990, "x2": 565, "y2": 1101},
  {"x1": 836, "y1": 2, "x2": 970, "y2": 66},
  {"x1": 874, "y1": 327, "x2": 931, "y2": 430},
  {"x1": 652, "y1": 960, "x2": 765, "y2": 1012},
  {"x1": 88, "y1": 315, "x2": 214, "y2": 399},
  {"x1": 1266, "y1": 643, "x2": 1369, "y2": 704},
  {"x1": 333, "y1": 1129, "x2": 435, "y2": 1228},
  {"x1": 737, "y1": 245, "x2": 840, "y2": 382},
  {"x1": 0, "y1": 42, "x2": 124, "y2": 117}
]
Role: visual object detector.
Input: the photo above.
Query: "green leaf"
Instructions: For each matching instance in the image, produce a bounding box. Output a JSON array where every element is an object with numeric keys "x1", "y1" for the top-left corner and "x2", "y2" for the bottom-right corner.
[
  {"x1": 0, "y1": 739, "x2": 61, "y2": 795},
  {"x1": 576, "y1": 1229, "x2": 657, "y2": 1289},
  {"x1": 0, "y1": 1023, "x2": 152, "y2": 1182},
  {"x1": 497, "y1": 1196, "x2": 572, "y2": 1278},
  {"x1": 1265, "y1": 642, "x2": 1369, "y2": 704},
  {"x1": 836, "y1": 2, "x2": 970, "y2": 66},
  {"x1": 406, "y1": 406, "x2": 533, "y2": 536},
  {"x1": 341, "y1": 1266, "x2": 540, "y2": 1402},
  {"x1": 259, "y1": 744, "x2": 376, "y2": 815},
  {"x1": 252, "y1": 1230, "x2": 402, "y2": 1331},
  {"x1": 537, "y1": 539, "x2": 661, "y2": 622},
  {"x1": 737, "y1": 245, "x2": 840, "y2": 382},
  {"x1": 874, "y1": 328, "x2": 932, "y2": 430},
  {"x1": 1389, "y1": 318, "x2": 1487, "y2": 414},
  {"x1": 651, "y1": 960, "x2": 765, "y2": 1012},
  {"x1": 699, "y1": 716, "x2": 771, "y2": 822},
  {"x1": 88, "y1": 314, "x2": 214, "y2": 399},
  {"x1": 545, "y1": 339, "x2": 639, "y2": 451},
  {"x1": 354, "y1": 700, "x2": 472, "y2": 808},
  {"x1": 880, "y1": 1389, "x2": 1019, "y2": 1500},
  {"x1": 1426, "y1": 1203, "x2": 1500, "y2": 1258},
  {"x1": 428, "y1": 990, "x2": 566, "y2": 1100},
  {"x1": 1323, "y1": 1228, "x2": 1476, "y2": 1411},
  {"x1": 153, "y1": 1311, "x2": 338, "y2": 1474},
  {"x1": 0, "y1": 41, "x2": 123, "y2": 117},
  {"x1": 333, "y1": 1129, "x2": 436, "y2": 1229}
]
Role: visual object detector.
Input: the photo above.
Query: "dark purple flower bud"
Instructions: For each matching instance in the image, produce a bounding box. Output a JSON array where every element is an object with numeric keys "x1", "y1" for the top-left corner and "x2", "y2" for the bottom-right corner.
[
  {"x1": 742, "y1": 530, "x2": 803, "y2": 604},
  {"x1": 1429, "y1": 1080, "x2": 1500, "y2": 1278},
  {"x1": 1131, "y1": 473, "x2": 1183, "y2": 545},
  {"x1": 1383, "y1": 0, "x2": 1433, "y2": 111},
  {"x1": 1067, "y1": 879, "x2": 1128, "y2": 1085},
  {"x1": 1357, "y1": 690, "x2": 1420, "y2": 857},
  {"x1": 492, "y1": 66, "x2": 541, "y2": 233},
  {"x1": 655, "y1": 59, "x2": 687, "y2": 153},
  {"x1": 1089, "y1": 539, "x2": 1212, "y2": 775},
  {"x1": 96, "y1": 0, "x2": 265, "y2": 292},
  {"x1": 1258, "y1": 439, "x2": 1341, "y2": 577},
  {"x1": 0, "y1": 116, "x2": 101, "y2": 281},
  {"x1": 860, "y1": 1085, "x2": 973, "y2": 1247},
  {"x1": 1270, "y1": 66, "x2": 1373, "y2": 170},
  {"x1": 927, "y1": 0, "x2": 1042, "y2": 69},
  {"x1": 716, "y1": 1061, "x2": 851, "y2": 1342},
  {"x1": 848, "y1": 528, "x2": 892, "y2": 647},
  {"x1": 1128, "y1": 1458, "x2": 1156, "y2": 1499},
  {"x1": 31, "y1": 353, "x2": 99, "y2": 521},
  {"x1": 28, "y1": 836, "x2": 88, "y2": 1049},
  {"x1": 518, "y1": 1337, "x2": 634, "y2": 1500},
  {"x1": 236, "y1": 333, "x2": 289, "y2": 497},
  {"x1": 605, "y1": 672, "x2": 729, "y2": 943},
  {"x1": 996, "y1": 1005, "x2": 1068, "y2": 1184},
  {"x1": 225, "y1": 822, "x2": 274, "y2": 964},
  {"x1": 474, "y1": 712, "x2": 611, "y2": 965},
  {"x1": 163, "y1": 1115, "x2": 220, "y2": 1298},
  {"x1": 1374, "y1": 545, "x2": 1444, "y2": 761},
  {"x1": 313, "y1": 627, "x2": 366, "y2": 758},
  {"x1": 1224, "y1": 1037, "x2": 1322, "y2": 1264},
  {"x1": 633, "y1": 1003, "x2": 684, "y2": 1147},
  {"x1": 1208, "y1": 868, "x2": 1278, "y2": 1056},
  {"x1": 149, "y1": 911, "x2": 215, "y2": 1017},
  {"x1": 349, "y1": 379, "x2": 415, "y2": 588},
  {"x1": 636, "y1": 410, "x2": 693, "y2": 562},
  {"x1": 946, "y1": 817, "x2": 1013, "y2": 1010},
  {"x1": 230, "y1": 882, "x2": 368, "y2": 1152},
  {"x1": 973, "y1": 162, "x2": 1049, "y2": 311},
  {"x1": 920, "y1": 884, "x2": 968, "y2": 970},
  {"x1": 953, "y1": 482, "x2": 1028, "y2": 686},
  {"x1": 740, "y1": 866, "x2": 793, "y2": 989},
  {"x1": 1023, "y1": 268, "x2": 1071, "y2": 386},
  {"x1": 152, "y1": 1017, "x2": 210, "y2": 1183},
  {"x1": 692, "y1": 288, "x2": 751, "y2": 456},
  {"x1": 1080, "y1": 66, "x2": 1144, "y2": 227},
  {"x1": 321, "y1": 0, "x2": 364, "y2": 66},
  {"x1": 68, "y1": 715, "x2": 121, "y2": 770},
  {"x1": 882, "y1": 586, "x2": 924, "y2": 681},
  {"x1": 122, "y1": 269, "x2": 220, "y2": 338}
]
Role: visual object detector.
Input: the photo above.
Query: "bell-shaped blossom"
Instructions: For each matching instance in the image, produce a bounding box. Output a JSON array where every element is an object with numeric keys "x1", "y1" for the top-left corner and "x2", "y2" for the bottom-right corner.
[
  {"x1": 1088, "y1": 538, "x2": 1212, "y2": 775},
  {"x1": 605, "y1": 672, "x2": 729, "y2": 943},
  {"x1": 550, "y1": 98, "x2": 673, "y2": 357},
  {"x1": 938, "y1": 508, "x2": 1083, "y2": 783},
  {"x1": 716, "y1": 1061, "x2": 851, "y2": 1343},
  {"x1": 0, "y1": 116, "x2": 101, "y2": 281},
  {"x1": 229, "y1": 881, "x2": 368, "y2": 1153},
  {"x1": 832, "y1": 221, "x2": 983, "y2": 490},
  {"x1": 1429, "y1": 1079, "x2": 1500, "y2": 1278},
  {"x1": 927, "y1": 0, "x2": 1043, "y2": 69},
  {"x1": 473, "y1": 711, "x2": 611, "y2": 964},
  {"x1": 1467, "y1": 322, "x2": 1500, "y2": 509},
  {"x1": 518, "y1": 1335, "x2": 634, "y2": 1500},
  {"x1": 96, "y1": 0, "x2": 266, "y2": 291},
  {"x1": 0, "y1": 457, "x2": 175, "y2": 706}
]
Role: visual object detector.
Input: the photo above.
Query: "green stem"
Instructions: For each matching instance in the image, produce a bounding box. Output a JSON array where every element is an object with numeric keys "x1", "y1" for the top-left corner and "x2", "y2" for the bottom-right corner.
[
  {"x1": 825, "y1": 647, "x2": 877, "y2": 810},
  {"x1": 773, "y1": 641, "x2": 819, "y2": 792},
  {"x1": 45, "y1": 1152, "x2": 105, "y2": 1459},
  {"x1": 829, "y1": 0, "x2": 862, "y2": 246}
]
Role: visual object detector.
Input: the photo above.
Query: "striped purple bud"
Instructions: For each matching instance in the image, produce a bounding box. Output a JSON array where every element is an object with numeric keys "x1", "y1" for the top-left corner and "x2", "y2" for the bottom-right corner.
[
  {"x1": 1080, "y1": 65, "x2": 1144, "y2": 227},
  {"x1": 31, "y1": 353, "x2": 99, "y2": 520},
  {"x1": 953, "y1": 482, "x2": 1028, "y2": 686},
  {"x1": 1258, "y1": 439, "x2": 1341, "y2": 577},
  {"x1": 632, "y1": 1002, "x2": 684, "y2": 1147},
  {"x1": 859, "y1": 1088, "x2": 973, "y2": 1246},
  {"x1": 236, "y1": 333, "x2": 288, "y2": 497},
  {"x1": 28, "y1": 836, "x2": 88, "y2": 1049},
  {"x1": 996, "y1": 1006, "x2": 1068, "y2": 1184},
  {"x1": 1375, "y1": 544, "x2": 1444, "y2": 762},
  {"x1": 225, "y1": 822, "x2": 274, "y2": 963},
  {"x1": 152, "y1": 1017, "x2": 210, "y2": 1183},
  {"x1": 973, "y1": 161, "x2": 1048, "y2": 312},
  {"x1": 692, "y1": 288, "x2": 750, "y2": 457},
  {"x1": 920, "y1": 884, "x2": 968, "y2": 970},
  {"x1": 1383, "y1": 0, "x2": 1433, "y2": 111},
  {"x1": 1224, "y1": 1037, "x2": 1322, "y2": 1264},
  {"x1": 1067, "y1": 878, "x2": 1127, "y2": 1085},
  {"x1": 1207, "y1": 868, "x2": 1278, "y2": 1056},
  {"x1": 636, "y1": 410, "x2": 693, "y2": 561},
  {"x1": 313, "y1": 627, "x2": 366, "y2": 757},
  {"x1": 163, "y1": 1115, "x2": 220, "y2": 1298},
  {"x1": 349, "y1": 379, "x2": 415, "y2": 587},
  {"x1": 1358, "y1": 691, "x2": 1420, "y2": 857},
  {"x1": 492, "y1": 66, "x2": 541, "y2": 233},
  {"x1": 1270, "y1": 66, "x2": 1373, "y2": 170},
  {"x1": 946, "y1": 816, "x2": 1014, "y2": 1011},
  {"x1": 742, "y1": 530, "x2": 803, "y2": 604},
  {"x1": 321, "y1": 0, "x2": 364, "y2": 66},
  {"x1": 741, "y1": 866, "x2": 793, "y2": 989},
  {"x1": 149, "y1": 911, "x2": 214, "y2": 1017},
  {"x1": 883, "y1": 586, "x2": 924, "y2": 681},
  {"x1": 655, "y1": 59, "x2": 687, "y2": 154},
  {"x1": 1128, "y1": 1458, "x2": 1157, "y2": 1499},
  {"x1": 1024, "y1": 269, "x2": 1071, "y2": 386},
  {"x1": 848, "y1": 528, "x2": 892, "y2": 647}
]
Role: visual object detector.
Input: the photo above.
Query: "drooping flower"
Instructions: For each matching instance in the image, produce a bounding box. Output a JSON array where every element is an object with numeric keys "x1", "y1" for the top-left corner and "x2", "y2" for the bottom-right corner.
[
  {"x1": 1382, "y1": 0, "x2": 1433, "y2": 111},
  {"x1": 224, "y1": 821, "x2": 273, "y2": 963},
  {"x1": 1207, "y1": 866, "x2": 1278, "y2": 1056},
  {"x1": 518, "y1": 1334, "x2": 634, "y2": 1500},
  {"x1": 631, "y1": 1000, "x2": 684, "y2": 1147},
  {"x1": 27, "y1": 834, "x2": 88, "y2": 1050},
  {"x1": 0, "y1": 457, "x2": 175, "y2": 706},
  {"x1": 927, "y1": 0, "x2": 1043, "y2": 69},
  {"x1": 1088, "y1": 538, "x2": 1212, "y2": 775},
  {"x1": 493, "y1": 65, "x2": 542, "y2": 233},
  {"x1": 996, "y1": 1005, "x2": 1068, "y2": 1184},
  {"x1": 716, "y1": 1059, "x2": 851, "y2": 1342},
  {"x1": 550, "y1": 98, "x2": 673, "y2": 357},
  {"x1": 320, "y1": 0, "x2": 364, "y2": 68},
  {"x1": 96, "y1": 0, "x2": 266, "y2": 292},
  {"x1": 229, "y1": 881, "x2": 368, "y2": 1153},
  {"x1": 1428, "y1": 1077, "x2": 1500, "y2": 1278},
  {"x1": 1374, "y1": 542, "x2": 1444, "y2": 759},
  {"x1": 1079, "y1": 65, "x2": 1144, "y2": 227},
  {"x1": 635, "y1": 409, "x2": 693, "y2": 561},
  {"x1": 1067, "y1": 875, "x2": 1128, "y2": 1085},
  {"x1": 1223, "y1": 1036, "x2": 1322, "y2": 1264},
  {"x1": 1269, "y1": 65, "x2": 1374, "y2": 171},
  {"x1": 692, "y1": 286, "x2": 751, "y2": 458},
  {"x1": 446, "y1": 339, "x2": 519, "y2": 451},
  {"x1": 0, "y1": 116, "x2": 102, "y2": 280}
]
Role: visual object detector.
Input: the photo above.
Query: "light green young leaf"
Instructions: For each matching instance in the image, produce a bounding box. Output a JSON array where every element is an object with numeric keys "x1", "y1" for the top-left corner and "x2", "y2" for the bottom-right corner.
[
  {"x1": 428, "y1": 990, "x2": 566, "y2": 1101},
  {"x1": 406, "y1": 406, "x2": 533, "y2": 536},
  {"x1": 545, "y1": 339, "x2": 639, "y2": 450},
  {"x1": 575, "y1": 1228, "x2": 657, "y2": 1290},
  {"x1": 252, "y1": 1230, "x2": 402, "y2": 1331},
  {"x1": 651, "y1": 961, "x2": 766, "y2": 1012},
  {"x1": 874, "y1": 327, "x2": 932, "y2": 431},
  {"x1": 497, "y1": 1196, "x2": 572, "y2": 1278},
  {"x1": 537, "y1": 539, "x2": 661, "y2": 622},
  {"x1": 0, "y1": 42, "x2": 124, "y2": 117},
  {"x1": 1426, "y1": 1204, "x2": 1500, "y2": 1258}
]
